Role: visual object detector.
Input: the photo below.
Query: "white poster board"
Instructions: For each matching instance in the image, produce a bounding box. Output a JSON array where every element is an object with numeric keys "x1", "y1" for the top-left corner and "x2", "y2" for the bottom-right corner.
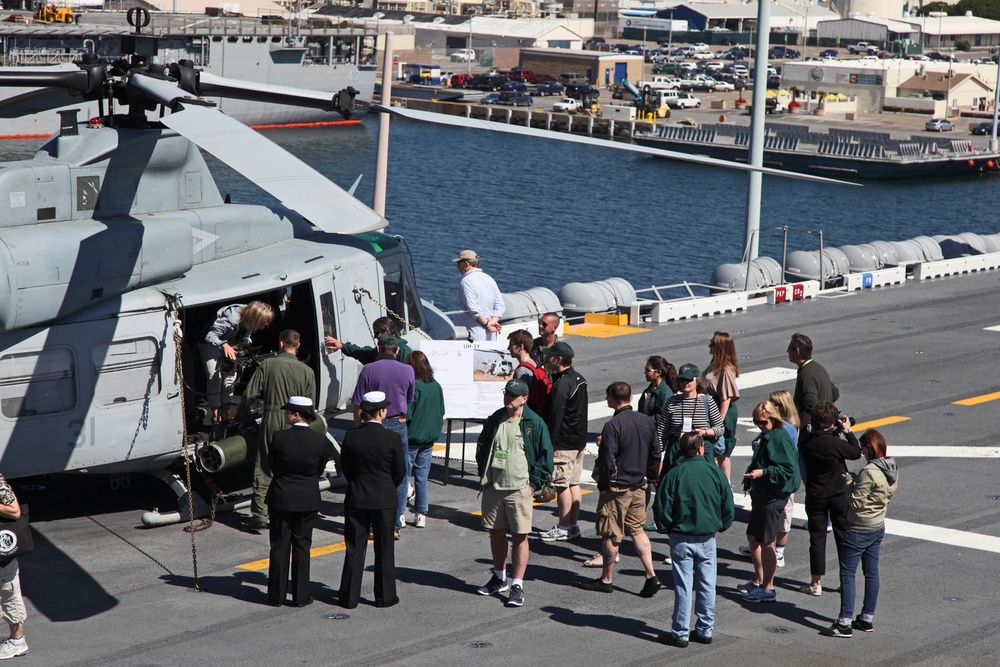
[{"x1": 418, "y1": 340, "x2": 515, "y2": 420}]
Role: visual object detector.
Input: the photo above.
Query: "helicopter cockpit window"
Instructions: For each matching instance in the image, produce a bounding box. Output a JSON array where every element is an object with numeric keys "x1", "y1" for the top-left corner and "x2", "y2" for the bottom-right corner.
[
  {"x1": 0, "y1": 349, "x2": 77, "y2": 418},
  {"x1": 320, "y1": 291, "x2": 337, "y2": 340},
  {"x1": 383, "y1": 270, "x2": 407, "y2": 333},
  {"x1": 91, "y1": 338, "x2": 161, "y2": 406},
  {"x1": 405, "y1": 278, "x2": 422, "y2": 330}
]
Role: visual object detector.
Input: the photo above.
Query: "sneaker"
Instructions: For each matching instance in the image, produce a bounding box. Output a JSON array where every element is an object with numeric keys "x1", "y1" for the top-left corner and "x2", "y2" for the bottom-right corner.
[
  {"x1": 506, "y1": 584, "x2": 524, "y2": 607},
  {"x1": 736, "y1": 580, "x2": 760, "y2": 594},
  {"x1": 738, "y1": 544, "x2": 752, "y2": 556},
  {"x1": 820, "y1": 622, "x2": 853, "y2": 638},
  {"x1": 399, "y1": 514, "x2": 406, "y2": 529},
  {"x1": 639, "y1": 576, "x2": 661, "y2": 598},
  {"x1": 690, "y1": 632, "x2": 713, "y2": 645},
  {"x1": 827, "y1": 521, "x2": 833, "y2": 533},
  {"x1": 742, "y1": 587, "x2": 776, "y2": 603},
  {"x1": 663, "y1": 556, "x2": 672, "y2": 566},
  {"x1": 538, "y1": 525, "x2": 570, "y2": 542},
  {"x1": 852, "y1": 616, "x2": 874, "y2": 633},
  {"x1": 776, "y1": 553, "x2": 785, "y2": 568},
  {"x1": 567, "y1": 525, "x2": 582, "y2": 541},
  {"x1": 659, "y1": 632, "x2": 688, "y2": 648},
  {"x1": 578, "y1": 577, "x2": 613, "y2": 593},
  {"x1": 476, "y1": 574, "x2": 509, "y2": 597},
  {"x1": 0, "y1": 638, "x2": 27, "y2": 660},
  {"x1": 414, "y1": 513, "x2": 427, "y2": 529},
  {"x1": 800, "y1": 583, "x2": 822, "y2": 596}
]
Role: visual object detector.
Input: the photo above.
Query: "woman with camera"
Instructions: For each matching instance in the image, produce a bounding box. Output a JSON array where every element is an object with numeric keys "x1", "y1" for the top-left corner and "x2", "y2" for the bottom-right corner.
[
  {"x1": 739, "y1": 402, "x2": 800, "y2": 603},
  {"x1": 798, "y1": 401, "x2": 862, "y2": 596},
  {"x1": 822, "y1": 429, "x2": 898, "y2": 638}
]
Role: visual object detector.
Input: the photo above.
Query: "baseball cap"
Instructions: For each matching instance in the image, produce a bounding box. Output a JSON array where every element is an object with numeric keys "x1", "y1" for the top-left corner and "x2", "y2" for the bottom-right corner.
[
  {"x1": 504, "y1": 379, "x2": 529, "y2": 396},
  {"x1": 540, "y1": 341, "x2": 574, "y2": 360},
  {"x1": 676, "y1": 363, "x2": 701, "y2": 382}
]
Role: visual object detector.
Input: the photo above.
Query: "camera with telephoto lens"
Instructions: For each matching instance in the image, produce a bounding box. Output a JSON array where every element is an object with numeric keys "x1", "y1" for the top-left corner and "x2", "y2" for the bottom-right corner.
[{"x1": 834, "y1": 412, "x2": 856, "y2": 433}]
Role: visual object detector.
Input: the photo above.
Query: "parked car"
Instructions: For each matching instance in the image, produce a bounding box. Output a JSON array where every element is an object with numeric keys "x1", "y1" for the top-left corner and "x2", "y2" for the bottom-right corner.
[
  {"x1": 497, "y1": 91, "x2": 533, "y2": 107},
  {"x1": 480, "y1": 93, "x2": 502, "y2": 104},
  {"x1": 559, "y1": 72, "x2": 589, "y2": 85},
  {"x1": 566, "y1": 83, "x2": 600, "y2": 99},
  {"x1": 971, "y1": 121, "x2": 997, "y2": 135},
  {"x1": 665, "y1": 91, "x2": 701, "y2": 109},
  {"x1": 926, "y1": 118, "x2": 955, "y2": 132},
  {"x1": 819, "y1": 49, "x2": 839, "y2": 58},
  {"x1": 768, "y1": 46, "x2": 800, "y2": 59},
  {"x1": 926, "y1": 51, "x2": 957, "y2": 62},
  {"x1": 652, "y1": 62, "x2": 679, "y2": 74},
  {"x1": 552, "y1": 97, "x2": 580, "y2": 113},
  {"x1": 507, "y1": 67, "x2": 535, "y2": 82},
  {"x1": 450, "y1": 48, "x2": 477, "y2": 63},
  {"x1": 501, "y1": 81, "x2": 528, "y2": 92},
  {"x1": 531, "y1": 73, "x2": 557, "y2": 83},
  {"x1": 450, "y1": 73, "x2": 473, "y2": 88},
  {"x1": 476, "y1": 75, "x2": 508, "y2": 91},
  {"x1": 532, "y1": 81, "x2": 564, "y2": 96},
  {"x1": 748, "y1": 98, "x2": 785, "y2": 114}
]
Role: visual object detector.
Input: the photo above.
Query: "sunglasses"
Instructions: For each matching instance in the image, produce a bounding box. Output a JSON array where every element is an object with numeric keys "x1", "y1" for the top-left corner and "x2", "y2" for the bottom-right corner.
[{"x1": 753, "y1": 419, "x2": 769, "y2": 427}]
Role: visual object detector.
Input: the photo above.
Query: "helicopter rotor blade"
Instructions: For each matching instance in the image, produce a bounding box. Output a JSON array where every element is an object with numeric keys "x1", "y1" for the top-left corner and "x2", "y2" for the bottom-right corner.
[
  {"x1": 151, "y1": 99, "x2": 385, "y2": 234},
  {"x1": 0, "y1": 63, "x2": 98, "y2": 117},
  {"x1": 191, "y1": 72, "x2": 341, "y2": 111},
  {"x1": 373, "y1": 105, "x2": 861, "y2": 187}
]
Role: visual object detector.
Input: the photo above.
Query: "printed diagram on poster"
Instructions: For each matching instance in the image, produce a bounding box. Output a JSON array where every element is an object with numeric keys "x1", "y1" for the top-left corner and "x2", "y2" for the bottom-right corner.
[{"x1": 418, "y1": 340, "x2": 514, "y2": 419}]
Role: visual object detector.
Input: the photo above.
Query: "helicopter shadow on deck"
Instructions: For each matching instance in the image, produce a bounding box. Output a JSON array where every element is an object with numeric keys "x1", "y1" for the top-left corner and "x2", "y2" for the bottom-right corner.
[{"x1": 19, "y1": 529, "x2": 118, "y2": 622}]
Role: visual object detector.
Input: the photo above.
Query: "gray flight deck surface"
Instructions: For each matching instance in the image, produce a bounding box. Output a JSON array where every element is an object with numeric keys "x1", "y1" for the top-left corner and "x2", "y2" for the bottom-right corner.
[{"x1": 20, "y1": 270, "x2": 1000, "y2": 666}]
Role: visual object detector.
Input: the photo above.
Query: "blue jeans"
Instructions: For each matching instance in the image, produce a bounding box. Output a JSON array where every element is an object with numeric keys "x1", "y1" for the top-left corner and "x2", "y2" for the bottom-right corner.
[
  {"x1": 669, "y1": 533, "x2": 717, "y2": 640},
  {"x1": 408, "y1": 445, "x2": 433, "y2": 514},
  {"x1": 838, "y1": 526, "x2": 884, "y2": 622},
  {"x1": 384, "y1": 419, "x2": 410, "y2": 529}
]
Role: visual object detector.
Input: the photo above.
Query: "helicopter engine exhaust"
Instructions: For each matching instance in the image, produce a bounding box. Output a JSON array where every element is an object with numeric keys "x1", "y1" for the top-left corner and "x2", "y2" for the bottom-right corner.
[{"x1": 197, "y1": 435, "x2": 248, "y2": 474}]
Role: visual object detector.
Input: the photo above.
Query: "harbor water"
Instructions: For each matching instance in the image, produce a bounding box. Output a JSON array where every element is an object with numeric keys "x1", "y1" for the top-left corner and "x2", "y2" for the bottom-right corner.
[{"x1": 6, "y1": 118, "x2": 1000, "y2": 307}]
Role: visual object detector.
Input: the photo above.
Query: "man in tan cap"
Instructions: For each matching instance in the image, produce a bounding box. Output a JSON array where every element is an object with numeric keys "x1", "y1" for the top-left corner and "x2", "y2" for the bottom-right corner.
[{"x1": 453, "y1": 250, "x2": 505, "y2": 342}]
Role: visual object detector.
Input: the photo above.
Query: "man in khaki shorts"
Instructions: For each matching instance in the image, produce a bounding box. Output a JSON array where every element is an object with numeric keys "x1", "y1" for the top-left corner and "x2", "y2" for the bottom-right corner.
[
  {"x1": 537, "y1": 342, "x2": 588, "y2": 542},
  {"x1": 475, "y1": 379, "x2": 554, "y2": 608},
  {"x1": 578, "y1": 382, "x2": 662, "y2": 597}
]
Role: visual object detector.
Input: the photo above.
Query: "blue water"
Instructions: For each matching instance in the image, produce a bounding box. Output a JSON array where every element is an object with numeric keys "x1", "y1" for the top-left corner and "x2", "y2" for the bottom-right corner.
[{"x1": 6, "y1": 119, "x2": 1000, "y2": 306}]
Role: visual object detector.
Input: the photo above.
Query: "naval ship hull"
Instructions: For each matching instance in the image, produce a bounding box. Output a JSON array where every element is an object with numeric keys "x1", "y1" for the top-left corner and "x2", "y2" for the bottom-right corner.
[{"x1": 0, "y1": 15, "x2": 376, "y2": 137}]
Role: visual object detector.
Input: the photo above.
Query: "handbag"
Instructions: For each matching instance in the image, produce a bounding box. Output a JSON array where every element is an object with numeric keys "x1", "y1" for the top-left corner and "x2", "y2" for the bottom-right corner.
[
  {"x1": 702, "y1": 396, "x2": 726, "y2": 457},
  {"x1": 0, "y1": 505, "x2": 33, "y2": 560}
]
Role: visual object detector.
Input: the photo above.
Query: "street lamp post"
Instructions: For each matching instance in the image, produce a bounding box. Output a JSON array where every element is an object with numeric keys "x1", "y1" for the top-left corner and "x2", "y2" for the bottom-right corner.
[{"x1": 929, "y1": 11, "x2": 946, "y2": 51}]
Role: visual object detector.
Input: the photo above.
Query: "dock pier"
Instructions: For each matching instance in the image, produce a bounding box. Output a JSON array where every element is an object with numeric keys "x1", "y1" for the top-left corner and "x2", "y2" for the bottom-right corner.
[{"x1": 396, "y1": 99, "x2": 655, "y2": 138}]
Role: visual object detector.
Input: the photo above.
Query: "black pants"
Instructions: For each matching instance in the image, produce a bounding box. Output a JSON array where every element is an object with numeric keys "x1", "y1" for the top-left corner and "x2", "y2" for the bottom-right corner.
[
  {"x1": 267, "y1": 509, "x2": 317, "y2": 606},
  {"x1": 340, "y1": 507, "x2": 397, "y2": 608},
  {"x1": 804, "y1": 492, "x2": 849, "y2": 577}
]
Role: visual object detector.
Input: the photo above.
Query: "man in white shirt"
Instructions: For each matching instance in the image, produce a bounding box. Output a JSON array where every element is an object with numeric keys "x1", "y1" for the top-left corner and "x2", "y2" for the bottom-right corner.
[{"x1": 453, "y1": 250, "x2": 505, "y2": 341}]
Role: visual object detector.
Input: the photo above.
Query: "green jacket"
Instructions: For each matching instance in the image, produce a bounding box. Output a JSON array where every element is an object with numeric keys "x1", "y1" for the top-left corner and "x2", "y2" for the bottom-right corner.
[
  {"x1": 406, "y1": 378, "x2": 445, "y2": 446},
  {"x1": 476, "y1": 406, "x2": 553, "y2": 492},
  {"x1": 240, "y1": 352, "x2": 317, "y2": 469},
  {"x1": 342, "y1": 338, "x2": 412, "y2": 365},
  {"x1": 745, "y1": 427, "x2": 801, "y2": 505},
  {"x1": 654, "y1": 456, "x2": 734, "y2": 535}
]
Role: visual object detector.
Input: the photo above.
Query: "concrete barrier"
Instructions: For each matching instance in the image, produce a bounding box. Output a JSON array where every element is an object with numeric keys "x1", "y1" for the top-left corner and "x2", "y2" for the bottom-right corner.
[
  {"x1": 632, "y1": 291, "x2": 750, "y2": 324},
  {"x1": 913, "y1": 252, "x2": 1000, "y2": 280},
  {"x1": 843, "y1": 266, "x2": 906, "y2": 291},
  {"x1": 767, "y1": 281, "x2": 820, "y2": 304}
]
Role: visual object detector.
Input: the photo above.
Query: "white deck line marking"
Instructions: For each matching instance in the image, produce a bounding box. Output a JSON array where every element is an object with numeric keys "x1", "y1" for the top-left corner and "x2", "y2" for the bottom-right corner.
[
  {"x1": 729, "y1": 445, "x2": 1000, "y2": 458},
  {"x1": 984, "y1": 325, "x2": 1000, "y2": 332},
  {"x1": 733, "y1": 497, "x2": 1000, "y2": 555}
]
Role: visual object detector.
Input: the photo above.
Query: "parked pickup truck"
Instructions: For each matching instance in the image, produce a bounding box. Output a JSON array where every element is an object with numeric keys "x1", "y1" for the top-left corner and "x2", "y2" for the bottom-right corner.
[
  {"x1": 848, "y1": 42, "x2": 879, "y2": 55},
  {"x1": 552, "y1": 97, "x2": 581, "y2": 113}
]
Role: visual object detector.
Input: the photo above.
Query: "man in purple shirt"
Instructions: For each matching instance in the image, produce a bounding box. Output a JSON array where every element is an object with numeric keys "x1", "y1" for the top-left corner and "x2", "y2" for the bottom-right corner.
[{"x1": 352, "y1": 335, "x2": 416, "y2": 533}]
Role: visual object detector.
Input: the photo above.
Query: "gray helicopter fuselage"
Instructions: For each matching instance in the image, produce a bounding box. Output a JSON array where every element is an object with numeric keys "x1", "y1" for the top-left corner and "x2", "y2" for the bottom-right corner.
[{"x1": 0, "y1": 123, "x2": 431, "y2": 479}]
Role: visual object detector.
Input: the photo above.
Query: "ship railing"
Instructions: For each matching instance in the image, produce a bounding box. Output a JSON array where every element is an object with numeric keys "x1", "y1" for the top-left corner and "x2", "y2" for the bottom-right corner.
[
  {"x1": 950, "y1": 139, "x2": 976, "y2": 154},
  {"x1": 4, "y1": 48, "x2": 80, "y2": 66},
  {"x1": 657, "y1": 125, "x2": 717, "y2": 143},
  {"x1": 631, "y1": 282, "x2": 750, "y2": 324}
]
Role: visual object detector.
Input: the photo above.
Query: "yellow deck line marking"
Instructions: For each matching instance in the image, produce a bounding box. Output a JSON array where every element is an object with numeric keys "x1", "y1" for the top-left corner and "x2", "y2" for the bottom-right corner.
[
  {"x1": 563, "y1": 324, "x2": 648, "y2": 339},
  {"x1": 953, "y1": 391, "x2": 1000, "y2": 406},
  {"x1": 852, "y1": 416, "x2": 910, "y2": 430},
  {"x1": 237, "y1": 540, "x2": 357, "y2": 572},
  {"x1": 237, "y1": 489, "x2": 595, "y2": 569}
]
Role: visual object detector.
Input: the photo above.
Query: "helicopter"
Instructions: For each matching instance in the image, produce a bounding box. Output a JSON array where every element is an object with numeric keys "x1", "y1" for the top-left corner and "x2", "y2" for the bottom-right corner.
[
  {"x1": 0, "y1": 41, "x2": 853, "y2": 523},
  {"x1": 0, "y1": 51, "x2": 463, "y2": 520}
]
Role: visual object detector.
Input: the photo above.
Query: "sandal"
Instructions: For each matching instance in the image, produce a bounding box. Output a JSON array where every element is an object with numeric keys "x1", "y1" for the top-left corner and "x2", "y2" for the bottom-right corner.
[{"x1": 582, "y1": 553, "x2": 620, "y2": 568}]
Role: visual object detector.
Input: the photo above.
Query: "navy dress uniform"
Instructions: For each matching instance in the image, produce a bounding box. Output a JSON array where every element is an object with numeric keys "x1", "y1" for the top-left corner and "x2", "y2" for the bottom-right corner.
[
  {"x1": 266, "y1": 397, "x2": 333, "y2": 607},
  {"x1": 339, "y1": 391, "x2": 407, "y2": 609}
]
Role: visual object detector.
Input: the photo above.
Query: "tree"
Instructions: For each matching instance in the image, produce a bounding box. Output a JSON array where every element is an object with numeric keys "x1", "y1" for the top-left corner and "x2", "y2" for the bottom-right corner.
[
  {"x1": 954, "y1": 0, "x2": 1000, "y2": 20},
  {"x1": 917, "y1": 1, "x2": 954, "y2": 15}
]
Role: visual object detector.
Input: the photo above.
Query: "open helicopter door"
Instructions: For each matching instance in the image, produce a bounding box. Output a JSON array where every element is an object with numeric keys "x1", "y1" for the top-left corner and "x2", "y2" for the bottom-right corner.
[{"x1": 315, "y1": 256, "x2": 384, "y2": 414}]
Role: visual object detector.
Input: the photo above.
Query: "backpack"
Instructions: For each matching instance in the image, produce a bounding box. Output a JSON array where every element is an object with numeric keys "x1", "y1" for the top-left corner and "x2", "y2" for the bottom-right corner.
[{"x1": 516, "y1": 360, "x2": 551, "y2": 417}]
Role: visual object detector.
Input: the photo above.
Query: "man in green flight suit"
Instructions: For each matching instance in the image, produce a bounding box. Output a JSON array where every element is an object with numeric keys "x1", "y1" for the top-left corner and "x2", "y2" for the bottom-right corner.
[{"x1": 241, "y1": 329, "x2": 317, "y2": 531}]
